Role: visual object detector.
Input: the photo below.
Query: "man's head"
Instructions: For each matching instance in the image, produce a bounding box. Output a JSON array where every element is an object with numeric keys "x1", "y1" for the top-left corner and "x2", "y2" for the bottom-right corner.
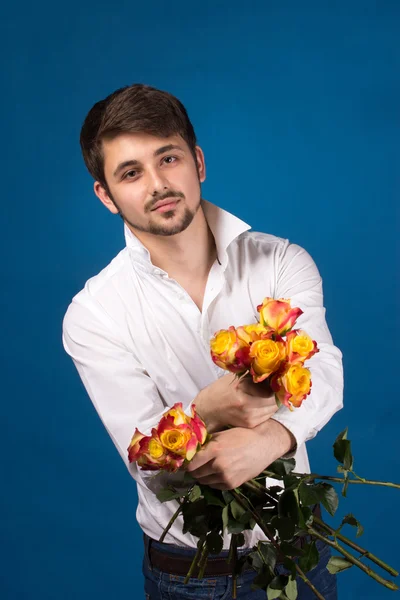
[{"x1": 80, "y1": 84, "x2": 206, "y2": 237}]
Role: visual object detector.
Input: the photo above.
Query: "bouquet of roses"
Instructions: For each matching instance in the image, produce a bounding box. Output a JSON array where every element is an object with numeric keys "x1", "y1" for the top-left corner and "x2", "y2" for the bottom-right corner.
[
  {"x1": 128, "y1": 297, "x2": 400, "y2": 600},
  {"x1": 210, "y1": 297, "x2": 318, "y2": 410}
]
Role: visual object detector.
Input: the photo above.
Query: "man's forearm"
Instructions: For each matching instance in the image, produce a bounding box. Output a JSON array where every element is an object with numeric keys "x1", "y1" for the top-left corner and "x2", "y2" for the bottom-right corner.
[{"x1": 253, "y1": 418, "x2": 297, "y2": 460}]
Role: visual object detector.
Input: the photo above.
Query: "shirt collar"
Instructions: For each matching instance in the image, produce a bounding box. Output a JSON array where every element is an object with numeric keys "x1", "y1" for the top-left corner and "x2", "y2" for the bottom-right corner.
[{"x1": 124, "y1": 199, "x2": 251, "y2": 272}]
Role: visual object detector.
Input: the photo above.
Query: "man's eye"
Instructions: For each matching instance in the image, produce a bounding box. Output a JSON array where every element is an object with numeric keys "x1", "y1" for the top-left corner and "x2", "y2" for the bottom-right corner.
[
  {"x1": 124, "y1": 170, "x2": 137, "y2": 179},
  {"x1": 163, "y1": 156, "x2": 177, "y2": 164}
]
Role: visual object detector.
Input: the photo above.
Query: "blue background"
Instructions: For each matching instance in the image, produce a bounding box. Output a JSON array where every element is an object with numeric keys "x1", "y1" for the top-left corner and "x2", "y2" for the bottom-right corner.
[{"x1": 2, "y1": 1, "x2": 399, "y2": 598}]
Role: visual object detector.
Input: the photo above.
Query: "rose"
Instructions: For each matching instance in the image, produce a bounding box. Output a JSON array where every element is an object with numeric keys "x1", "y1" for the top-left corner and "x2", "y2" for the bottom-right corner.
[
  {"x1": 210, "y1": 326, "x2": 251, "y2": 373},
  {"x1": 158, "y1": 418, "x2": 199, "y2": 462},
  {"x1": 249, "y1": 333, "x2": 287, "y2": 383},
  {"x1": 127, "y1": 403, "x2": 208, "y2": 471},
  {"x1": 236, "y1": 323, "x2": 274, "y2": 344},
  {"x1": 157, "y1": 402, "x2": 207, "y2": 447},
  {"x1": 286, "y1": 329, "x2": 319, "y2": 365},
  {"x1": 190, "y1": 403, "x2": 208, "y2": 447},
  {"x1": 128, "y1": 428, "x2": 183, "y2": 471},
  {"x1": 257, "y1": 297, "x2": 303, "y2": 335},
  {"x1": 271, "y1": 363, "x2": 312, "y2": 410}
]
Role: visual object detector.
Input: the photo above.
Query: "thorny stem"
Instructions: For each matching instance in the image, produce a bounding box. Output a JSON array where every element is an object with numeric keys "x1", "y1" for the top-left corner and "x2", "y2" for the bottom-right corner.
[
  {"x1": 183, "y1": 537, "x2": 205, "y2": 584},
  {"x1": 245, "y1": 477, "x2": 399, "y2": 580},
  {"x1": 231, "y1": 489, "x2": 325, "y2": 600},
  {"x1": 308, "y1": 527, "x2": 398, "y2": 591},
  {"x1": 261, "y1": 470, "x2": 400, "y2": 489},
  {"x1": 313, "y1": 516, "x2": 399, "y2": 578},
  {"x1": 159, "y1": 490, "x2": 193, "y2": 543}
]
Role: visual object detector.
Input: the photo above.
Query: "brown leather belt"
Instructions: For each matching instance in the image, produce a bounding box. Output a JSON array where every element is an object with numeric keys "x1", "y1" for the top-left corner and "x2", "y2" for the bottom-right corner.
[{"x1": 148, "y1": 504, "x2": 322, "y2": 578}]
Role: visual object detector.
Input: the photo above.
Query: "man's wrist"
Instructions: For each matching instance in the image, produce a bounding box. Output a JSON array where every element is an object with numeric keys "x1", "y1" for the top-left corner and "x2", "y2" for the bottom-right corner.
[
  {"x1": 194, "y1": 389, "x2": 220, "y2": 434},
  {"x1": 254, "y1": 418, "x2": 297, "y2": 457}
]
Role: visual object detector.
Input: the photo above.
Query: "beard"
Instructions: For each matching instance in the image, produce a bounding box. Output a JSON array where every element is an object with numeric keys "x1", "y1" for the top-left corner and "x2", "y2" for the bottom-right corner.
[{"x1": 109, "y1": 189, "x2": 202, "y2": 237}]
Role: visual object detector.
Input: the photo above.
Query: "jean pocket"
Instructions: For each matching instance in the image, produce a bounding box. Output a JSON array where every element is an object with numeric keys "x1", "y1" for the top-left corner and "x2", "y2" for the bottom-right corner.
[{"x1": 161, "y1": 573, "x2": 219, "y2": 600}]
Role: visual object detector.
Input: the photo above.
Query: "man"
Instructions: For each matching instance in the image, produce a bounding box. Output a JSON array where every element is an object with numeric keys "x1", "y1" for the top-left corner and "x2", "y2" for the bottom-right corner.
[{"x1": 62, "y1": 83, "x2": 343, "y2": 599}]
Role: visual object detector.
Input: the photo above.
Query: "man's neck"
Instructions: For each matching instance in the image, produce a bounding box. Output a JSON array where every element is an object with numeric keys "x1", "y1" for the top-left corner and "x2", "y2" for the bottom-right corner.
[{"x1": 129, "y1": 205, "x2": 218, "y2": 281}]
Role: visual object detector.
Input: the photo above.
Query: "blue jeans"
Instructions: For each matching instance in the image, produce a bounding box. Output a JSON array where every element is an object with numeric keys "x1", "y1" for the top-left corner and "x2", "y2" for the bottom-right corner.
[{"x1": 142, "y1": 534, "x2": 337, "y2": 599}]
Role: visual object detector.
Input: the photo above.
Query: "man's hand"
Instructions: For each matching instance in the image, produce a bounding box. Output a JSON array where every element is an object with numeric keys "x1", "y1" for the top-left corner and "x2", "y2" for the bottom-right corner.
[
  {"x1": 195, "y1": 373, "x2": 279, "y2": 433},
  {"x1": 186, "y1": 419, "x2": 295, "y2": 490}
]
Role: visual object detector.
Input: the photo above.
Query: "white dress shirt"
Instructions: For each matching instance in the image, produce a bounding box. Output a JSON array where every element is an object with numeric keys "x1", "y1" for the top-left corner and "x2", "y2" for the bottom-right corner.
[{"x1": 62, "y1": 199, "x2": 343, "y2": 549}]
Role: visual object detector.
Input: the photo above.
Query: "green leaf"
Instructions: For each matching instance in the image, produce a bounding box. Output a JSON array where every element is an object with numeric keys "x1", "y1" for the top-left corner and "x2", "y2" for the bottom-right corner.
[
  {"x1": 188, "y1": 485, "x2": 201, "y2": 502},
  {"x1": 282, "y1": 556, "x2": 297, "y2": 579},
  {"x1": 182, "y1": 470, "x2": 196, "y2": 484},
  {"x1": 206, "y1": 531, "x2": 223, "y2": 554},
  {"x1": 249, "y1": 518, "x2": 257, "y2": 530},
  {"x1": 268, "y1": 458, "x2": 296, "y2": 477},
  {"x1": 271, "y1": 516, "x2": 296, "y2": 541},
  {"x1": 227, "y1": 516, "x2": 245, "y2": 534},
  {"x1": 298, "y1": 482, "x2": 321, "y2": 506},
  {"x1": 298, "y1": 541, "x2": 320, "y2": 573},
  {"x1": 319, "y1": 483, "x2": 339, "y2": 517},
  {"x1": 258, "y1": 542, "x2": 277, "y2": 570},
  {"x1": 333, "y1": 428, "x2": 353, "y2": 471},
  {"x1": 251, "y1": 566, "x2": 275, "y2": 591},
  {"x1": 335, "y1": 427, "x2": 348, "y2": 443},
  {"x1": 283, "y1": 474, "x2": 301, "y2": 491},
  {"x1": 326, "y1": 556, "x2": 353, "y2": 574},
  {"x1": 280, "y1": 541, "x2": 303, "y2": 557},
  {"x1": 236, "y1": 532, "x2": 245, "y2": 547},
  {"x1": 266, "y1": 575, "x2": 290, "y2": 599},
  {"x1": 201, "y1": 486, "x2": 225, "y2": 507},
  {"x1": 249, "y1": 550, "x2": 264, "y2": 571},
  {"x1": 299, "y1": 482, "x2": 338, "y2": 517},
  {"x1": 279, "y1": 490, "x2": 301, "y2": 526},
  {"x1": 267, "y1": 575, "x2": 289, "y2": 600},
  {"x1": 156, "y1": 488, "x2": 182, "y2": 503},
  {"x1": 230, "y1": 499, "x2": 247, "y2": 521},
  {"x1": 269, "y1": 574, "x2": 289, "y2": 590},
  {"x1": 285, "y1": 577, "x2": 298, "y2": 600},
  {"x1": 222, "y1": 490, "x2": 234, "y2": 503},
  {"x1": 338, "y1": 514, "x2": 364, "y2": 537},
  {"x1": 299, "y1": 506, "x2": 313, "y2": 529}
]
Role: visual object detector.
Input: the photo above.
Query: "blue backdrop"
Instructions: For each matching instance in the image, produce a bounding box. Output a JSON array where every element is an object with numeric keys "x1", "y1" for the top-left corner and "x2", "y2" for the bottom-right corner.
[{"x1": 2, "y1": 1, "x2": 399, "y2": 599}]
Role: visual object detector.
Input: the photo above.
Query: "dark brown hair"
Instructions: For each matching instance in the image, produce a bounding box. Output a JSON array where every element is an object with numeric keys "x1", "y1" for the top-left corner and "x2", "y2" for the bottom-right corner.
[{"x1": 80, "y1": 83, "x2": 197, "y2": 191}]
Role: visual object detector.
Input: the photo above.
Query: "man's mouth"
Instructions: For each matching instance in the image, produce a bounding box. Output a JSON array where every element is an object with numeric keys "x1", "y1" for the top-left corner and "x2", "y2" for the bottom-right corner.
[{"x1": 151, "y1": 198, "x2": 180, "y2": 212}]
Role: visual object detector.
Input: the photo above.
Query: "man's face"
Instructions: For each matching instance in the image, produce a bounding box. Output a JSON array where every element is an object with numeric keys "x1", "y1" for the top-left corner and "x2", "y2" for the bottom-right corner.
[{"x1": 94, "y1": 132, "x2": 206, "y2": 237}]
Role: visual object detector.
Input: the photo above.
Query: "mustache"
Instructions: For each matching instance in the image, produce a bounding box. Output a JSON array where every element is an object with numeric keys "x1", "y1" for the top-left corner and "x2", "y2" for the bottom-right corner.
[{"x1": 148, "y1": 190, "x2": 185, "y2": 210}]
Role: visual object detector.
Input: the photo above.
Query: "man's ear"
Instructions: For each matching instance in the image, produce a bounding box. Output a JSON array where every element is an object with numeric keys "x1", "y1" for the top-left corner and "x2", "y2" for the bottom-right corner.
[
  {"x1": 94, "y1": 181, "x2": 119, "y2": 214},
  {"x1": 195, "y1": 146, "x2": 206, "y2": 183}
]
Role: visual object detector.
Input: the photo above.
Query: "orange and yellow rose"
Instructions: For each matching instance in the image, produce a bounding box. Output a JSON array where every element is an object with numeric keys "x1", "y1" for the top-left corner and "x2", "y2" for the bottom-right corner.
[
  {"x1": 286, "y1": 329, "x2": 319, "y2": 365},
  {"x1": 249, "y1": 334, "x2": 287, "y2": 383},
  {"x1": 257, "y1": 297, "x2": 303, "y2": 336},
  {"x1": 210, "y1": 326, "x2": 251, "y2": 373},
  {"x1": 236, "y1": 323, "x2": 274, "y2": 344},
  {"x1": 271, "y1": 363, "x2": 312, "y2": 410},
  {"x1": 127, "y1": 402, "x2": 208, "y2": 472}
]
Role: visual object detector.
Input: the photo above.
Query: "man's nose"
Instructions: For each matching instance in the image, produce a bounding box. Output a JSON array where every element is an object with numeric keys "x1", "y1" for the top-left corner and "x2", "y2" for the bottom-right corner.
[{"x1": 148, "y1": 167, "x2": 168, "y2": 196}]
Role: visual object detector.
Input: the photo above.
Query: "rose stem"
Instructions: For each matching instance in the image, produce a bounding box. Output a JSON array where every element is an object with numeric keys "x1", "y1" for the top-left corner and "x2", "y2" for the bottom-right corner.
[
  {"x1": 313, "y1": 516, "x2": 399, "y2": 577},
  {"x1": 261, "y1": 470, "x2": 400, "y2": 489},
  {"x1": 231, "y1": 490, "x2": 325, "y2": 600},
  {"x1": 307, "y1": 527, "x2": 398, "y2": 591}
]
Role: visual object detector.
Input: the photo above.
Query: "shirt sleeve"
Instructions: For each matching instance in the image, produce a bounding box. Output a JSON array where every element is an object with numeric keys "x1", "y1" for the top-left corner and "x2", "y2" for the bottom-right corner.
[
  {"x1": 62, "y1": 298, "x2": 193, "y2": 489},
  {"x1": 270, "y1": 240, "x2": 344, "y2": 451}
]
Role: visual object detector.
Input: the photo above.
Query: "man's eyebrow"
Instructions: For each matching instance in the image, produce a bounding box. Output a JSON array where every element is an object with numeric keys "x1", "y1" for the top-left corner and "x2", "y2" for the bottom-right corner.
[
  {"x1": 113, "y1": 145, "x2": 185, "y2": 178},
  {"x1": 113, "y1": 159, "x2": 140, "y2": 178},
  {"x1": 154, "y1": 144, "x2": 185, "y2": 156}
]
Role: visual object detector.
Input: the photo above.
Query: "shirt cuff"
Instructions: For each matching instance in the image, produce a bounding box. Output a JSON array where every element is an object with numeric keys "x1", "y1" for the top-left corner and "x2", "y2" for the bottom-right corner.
[{"x1": 271, "y1": 410, "x2": 316, "y2": 458}]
